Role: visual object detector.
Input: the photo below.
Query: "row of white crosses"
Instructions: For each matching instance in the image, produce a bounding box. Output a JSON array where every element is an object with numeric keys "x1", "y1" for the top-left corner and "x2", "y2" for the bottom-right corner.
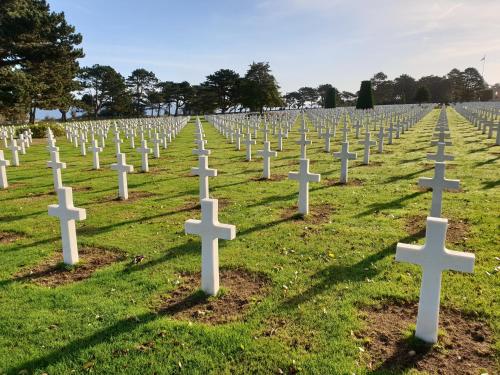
[
  {"x1": 46, "y1": 129, "x2": 87, "y2": 265},
  {"x1": 396, "y1": 106, "x2": 475, "y2": 344},
  {"x1": 454, "y1": 102, "x2": 500, "y2": 145},
  {"x1": 186, "y1": 117, "x2": 236, "y2": 296},
  {"x1": 0, "y1": 127, "x2": 36, "y2": 188}
]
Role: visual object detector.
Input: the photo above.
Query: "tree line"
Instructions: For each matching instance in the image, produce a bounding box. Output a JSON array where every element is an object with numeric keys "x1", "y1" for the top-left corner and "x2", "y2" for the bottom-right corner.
[{"x1": 0, "y1": 0, "x2": 496, "y2": 124}]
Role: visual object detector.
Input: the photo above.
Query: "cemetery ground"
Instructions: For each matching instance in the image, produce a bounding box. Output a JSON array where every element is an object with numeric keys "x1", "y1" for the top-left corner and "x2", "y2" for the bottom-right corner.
[{"x1": 0, "y1": 109, "x2": 498, "y2": 374}]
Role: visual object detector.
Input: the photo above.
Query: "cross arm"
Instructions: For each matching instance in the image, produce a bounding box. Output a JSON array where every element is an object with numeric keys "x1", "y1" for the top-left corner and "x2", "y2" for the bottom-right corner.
[
  {"x1": 443, "y1": 249, "x2": 475, "y2": 273},
  {"x1": 395, "y1": 243, "x2": 423, "y2": 265},
  {"x1": 308, "y1": 173, "x2": 321, "y2": 183},
  {"x1": 215, "y1": 223, "x2": 236, "y2": 241},
  {"x1": 185, "y1": 219, "x2": 202, "y2": 235}
]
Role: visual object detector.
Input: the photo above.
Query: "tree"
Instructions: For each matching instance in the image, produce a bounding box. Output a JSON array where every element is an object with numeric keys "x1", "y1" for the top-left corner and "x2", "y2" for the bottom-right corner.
[
  {"x1": 447, "y1": 68, "x2": 465, "y2": 102},
  {"x1": 126, "y1": 68, "x2": 158, "y2": 116},
  {"x1": 298, "y1": 87, "x2": 319, "y2": 107},
  {"x1": 414, "y1": 86, "x2": 430, "y2": 104},
  {"x1": 184, "y1": 85, "x2": 218, "y2": 115},
  {"x1": 78, "y1": 65, "x2": 132, "y2": 118},
  {"x1": 283, "y1": 92, "x2": 302, "y2": 109},
  {"x1": 417, "y1": 75, "x2": 450, "y2": 103},
  {"x1": 0, "y1": 0, "x2": 83, "y2": 122},
  {"x1": 462, "y1": 67, "x2": 485, "y2": 101},
  {"x1": 239, "y1": 62, "x2": 282, "y2": 113},
  {"x1": 394, "y1": 74, "x2": 417, "y2": 104},
  {"x1": 204, "y1": 69, "x2": 240, "y2": 113},
  {"x1": 317, "y1": 84, "x2": 333, "y2": 107},
  {"x1": 170, "y1": 81, "x2": 193, "y2": 116},
  {"x1": 356, "y1": 81, "x2": 374, "y2": 109},
  {"x1": 324, "y1": 87, "x2": 337, "y2": 108},
  {"x1": 340, "y1": 91, "x2": 357, "y2": 106}
]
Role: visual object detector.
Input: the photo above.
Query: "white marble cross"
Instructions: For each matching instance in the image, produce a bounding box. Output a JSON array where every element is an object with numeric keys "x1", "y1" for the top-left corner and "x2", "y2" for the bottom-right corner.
[
  {"x1": 277, "y1": 127, "x2": 285, "y2": 151},
  {"x1": 127, "y1": 128, "x2": 136, "y2": 148},
  {"x1": 185, "y1": 198, "x2": 236, "y2": 296},
  {"x1": 419, "y1": 162, "x2": 459, "y2": 217},
  {"x1": 288, "y1": 158, "x2": 321, "y2": 215},
  {"x1": 192, "y1": 155, "x2": 217, "y2": 200},
  {"x1": 47, "y1": 149, "x2": 66, "y2": 190},
  {"x1": 18, "y1": 134, "x2": 26, "y2": 155},
  {"x1": 244, "y1": 133, "x2": 256, "y2": 161},
  {"x1": 235, "y1": 128, "x2": 242, "y2": 151},
  {"x1": 111, "y1": 152, "x2": 134, "y2": 200},
  {"x1": 299, "y1": 113, "x2": 309, "y2": 133},
  {"x1": 79, "y1": 132, "x2": 87, "y2": 156},
  {"x1": 396, "y1": 217, "x2": 474, "y2": 343},
  {"x1": 358, "y1": 131, "x2": 377, "y2": 165},
  {"x1": 296, "y1": 132, "x2": 312, "y2": 159},
  {"x1": 9, "y1": 139, "x2": 21, "y2": 167},
  {"x1": 152, "y1": 132, "x2": 162, "y2": 158},
  {"x1": 113, "y1": 131, "x2": 123, "y2": 155},
  {"x1": 48, "y1": 187, "x2": 87, "y2": 265},
  {"x1": 333, "y1": 142, "x2": 357, "y2": 184},
  {"x1": 377, "y1": 126, "x2": 387, "y2": 153},
  {"x1": 193, "y1": 140, "x2": 211, "y2": 156},
  {"x1": 0, "y1": 150, "x2": 10, "y2": 189},
  {"x1": 323, "y1": 127, "x2": 333, "y2": 153},
  {"x1": 257, "y1": 141, "x2": 278, "y2": 179},
  {"x1": 427, "y1": 142, "x2": 454, "y2": 163},
  {"x1": 136, "y1": 139, "x2": 152, "y2": 172},
  {"x1": 89, "y1": 139, "x2": 103, "y2": 170}
]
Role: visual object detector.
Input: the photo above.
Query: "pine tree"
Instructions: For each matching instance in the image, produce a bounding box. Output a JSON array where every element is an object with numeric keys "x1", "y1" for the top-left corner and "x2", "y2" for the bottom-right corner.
[{"x1": 324, "y1": 87, "x2": 337, "y2": 108}]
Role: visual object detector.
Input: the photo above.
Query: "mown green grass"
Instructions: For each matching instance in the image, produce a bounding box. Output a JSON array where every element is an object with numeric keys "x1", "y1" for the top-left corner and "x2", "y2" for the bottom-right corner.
[{"x1": 0, "y1": 108, "x2": 498, "y2": 374}]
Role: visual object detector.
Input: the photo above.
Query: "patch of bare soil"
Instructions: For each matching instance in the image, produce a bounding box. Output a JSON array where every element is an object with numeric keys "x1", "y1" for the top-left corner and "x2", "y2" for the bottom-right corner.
[
  {"x1": 0, "y1": 231, "x2": 24, "y2": 244},
  {"x1": 322, "y1": 178, "x2": 364, "y2": 187},
  {"x1": 99, "y1": 191, "x2": 156, "y2": 203},
  {"x1": 405, "y1": 214, "x2": 470, "y2": 245},
  {"x1": 157, "y1": 269, "x2": 269, "y2": 325},
  {"x1": 251, "y1": 174, "x2": 288, "y2": 182},
  {"x1": 15, "y1": 247, "x2": 124, "y2": 287},
  {"x1": 281, "y1": 203, "x2": 335, "y2": 225},
  {"x1": 358, "y1": 302, "x2": 496, "y2": 375}
]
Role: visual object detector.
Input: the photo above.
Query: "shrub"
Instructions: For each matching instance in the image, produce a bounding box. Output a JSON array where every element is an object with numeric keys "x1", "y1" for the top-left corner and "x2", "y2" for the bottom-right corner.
[
  {"x1": 356, "y1": 80, "x2": 374, "y2": 109},
  {"x1": 325, "y1": 87, "x2": 337, "y2": 108},
  {"x1": 15, "y1": 123, "x2": 65, "y2": 138}
]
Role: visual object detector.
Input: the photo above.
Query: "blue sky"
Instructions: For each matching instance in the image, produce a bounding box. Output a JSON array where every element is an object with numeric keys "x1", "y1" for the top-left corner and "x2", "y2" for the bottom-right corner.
[{"x1": 49, "y1": 0, "x2": 500, "y2": 93}]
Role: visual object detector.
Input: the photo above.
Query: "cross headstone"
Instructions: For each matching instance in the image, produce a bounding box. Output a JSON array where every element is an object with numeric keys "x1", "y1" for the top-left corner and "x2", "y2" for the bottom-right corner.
[
  {"x1": 277, "y1": 127, "x2": 285, "y2": 151},
  {"x1": 185, "y1": 198, "x2": 236, "y2": 296},
  {"x1": 419, "y1": 162, "x2": 460, "y2": 217},
  {"x1": 136, "y1": 139, "x2": 152, "y2": 172},
  {"x1": 47, "y1": 149, "x2": 66, "y2": 190},
  {"x1": 193, "y1": 140, "x2": 211, "y2": 156},
  {"x1": 323, "y1": 126, "x2": 333, "y2": 153},
  {"x1": 48, "y1": 187, "x2": 87, "y2": 265},
  {"x1": 0, "y1": 150, "x2": 10, "y2": 189},
  {"x1": 9, "y1": 139, "x2": 21, "y2": 167},
  {"x1": 79, "y1": 132, "x2": 87, "y2": 156},
  {"x1": 333, "y1": 142, "x2": 357, "y2": 183},
  {"x1": 192, "y1": 155, "x2": 217, "y2": 201},
  {"x1": 88, "y1": 139, "x2": 103, "y2": 170},
  {"x1": 257, "y1": 141, "x2": 278, "y2": 179},
  {"x1": 358, "y1": 131, "x2": 377, "y2": 165},
  {"x1": 296, "y1": 132, "x2": 312, "y2": 159},
  {"x1": 152, "y1": 132, "x2": 162, "y2": 158},
  {"x1": 244, "y1": 133, "x2": 256, "y2": 161},
  {"x1": 288, "y1": 158, "x2": 321, "y2": 215},
  {"x1": 396, "y1": 217, "x2": 475, "y2": 343},
  {"x1": 111, "y1": 152, "x2": 134, "y2": 200},
  {"x1": 113, "y1": 131, "x2": 123, "y2": 155},
  {"x1": 377, "y1": 126, "x2": 387, "y2": 153},
  {"x1": 427, "y1": 142, "x2": 454, "y2": 162}
]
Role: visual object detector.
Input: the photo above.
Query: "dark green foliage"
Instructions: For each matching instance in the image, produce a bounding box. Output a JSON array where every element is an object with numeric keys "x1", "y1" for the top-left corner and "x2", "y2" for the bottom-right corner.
[
  {"x1": 16, "y1": 123, "x2": 65, "y2": 138},
  {"x1": 203, "y1": 69, "x2": 240, "y2": 113},
  {"x1": 356, "y1": 80, "x2": 374, "y2": 109},
  {"x1": 239, "y1": 62, "x2": 283, "y2": 113},
  {"x1": 414, "y1": 86, "x2": 431, "y2": 104},
  {"x1": 324, "y1": 87, "x2": 337, "y2": 108}
]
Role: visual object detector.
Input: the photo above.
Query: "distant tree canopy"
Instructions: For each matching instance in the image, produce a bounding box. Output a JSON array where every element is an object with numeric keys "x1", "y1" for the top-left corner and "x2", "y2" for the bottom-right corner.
[{"x1": 414, "y1": 86, "x2": 430, "y2": 104}]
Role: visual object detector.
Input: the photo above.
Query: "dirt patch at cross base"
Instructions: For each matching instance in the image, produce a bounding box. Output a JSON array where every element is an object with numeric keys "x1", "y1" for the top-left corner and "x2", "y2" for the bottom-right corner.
[
  {"x1": 358, "y1": 302, "x2": 496, "y2": 374},
  {"x1": 157, "y1": 269, "x2": 269, "y2": 325},
  {"x1": 280, "y1": 203, "x2": 335, "y2": 225},
  {"x1": 251, "y1": 174, "x2": 288, "y2": 182},
  {"x1": 15, "y1": 247, "x2": 125, "y2": 287},
  {"x1": 322, "y1": 178, "x2": 364, "y2": 187},
  {"x1": 0, "y1": 231, "x2": 24, "y2": 244},
  {"x1": 99, "y1": 190, "x2": 156, "y2": 203},
  {"x1": 405, "y1": 214, "x2": 470, "y2": 245},
  {"x1": 180, "y1": 197, "x2": 231, "y2": 213}
]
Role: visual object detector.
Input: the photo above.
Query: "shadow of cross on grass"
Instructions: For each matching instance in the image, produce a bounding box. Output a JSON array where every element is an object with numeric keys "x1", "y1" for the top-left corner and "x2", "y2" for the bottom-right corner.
[
  {"x1": 8, "y1": 310, "x2": 161, "y2": 374},
  {"x1": 282, "y1": 233, "x2": 424, "y2": 310},
  {"x1": 356, "y1": 191, "x2": 425, "y2": 217}
]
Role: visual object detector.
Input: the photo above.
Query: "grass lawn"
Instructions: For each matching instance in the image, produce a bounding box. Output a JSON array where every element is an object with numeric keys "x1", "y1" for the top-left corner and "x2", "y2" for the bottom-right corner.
[{"x1": 0, "y1": 108, "x2": 498, "y2": 374}]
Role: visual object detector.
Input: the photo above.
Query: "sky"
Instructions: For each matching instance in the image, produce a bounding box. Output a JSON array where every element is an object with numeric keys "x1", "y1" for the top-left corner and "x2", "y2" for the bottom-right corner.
[{"x1": 48, "y1": 0, "x2": 500, "y2": 93}]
